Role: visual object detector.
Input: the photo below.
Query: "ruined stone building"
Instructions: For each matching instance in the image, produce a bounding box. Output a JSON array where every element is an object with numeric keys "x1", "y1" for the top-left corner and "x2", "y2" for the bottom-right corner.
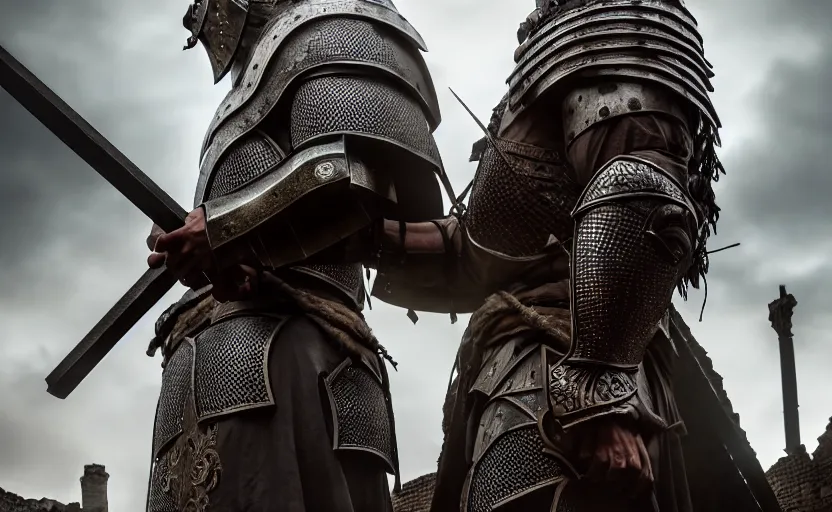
[
  {"x1": 765, "y1": 420, "x2": 832, "y2": 511},
  {"x1": 0, "y1": 464, "x2": 108, "y2": 512}
]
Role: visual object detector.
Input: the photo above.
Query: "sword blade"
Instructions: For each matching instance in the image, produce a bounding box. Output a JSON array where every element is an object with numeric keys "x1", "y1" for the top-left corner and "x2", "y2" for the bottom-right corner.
[{"x1": 0, "y1": 45, "x2": 188, "y2": 398}]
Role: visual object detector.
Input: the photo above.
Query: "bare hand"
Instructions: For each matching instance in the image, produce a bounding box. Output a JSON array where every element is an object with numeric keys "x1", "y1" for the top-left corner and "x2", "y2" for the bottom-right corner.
[
  {"x1": 578, "y1": 419, "x2": 653, "y2": 498},
  {"x1": 147, "y1": 208, "x2": 212, "y2": 284},
  {"x1": 146, "y1": 223, "x2": 165, "y2": 251}
]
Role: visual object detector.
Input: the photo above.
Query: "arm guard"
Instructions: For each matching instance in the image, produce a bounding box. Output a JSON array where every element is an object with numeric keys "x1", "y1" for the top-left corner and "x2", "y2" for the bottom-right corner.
[
  {"x1": 548, "y1": 156, "x2": 699, "y2": 430},
  {"x1": 195, "y1": 0, "x2": 444, "y2": 267}
]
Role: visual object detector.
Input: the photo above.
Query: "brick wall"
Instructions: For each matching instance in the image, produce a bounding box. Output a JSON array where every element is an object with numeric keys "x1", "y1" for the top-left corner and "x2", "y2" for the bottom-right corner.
[{"x1": 765, "y1": 418, "x2": 832, "y2": 512}]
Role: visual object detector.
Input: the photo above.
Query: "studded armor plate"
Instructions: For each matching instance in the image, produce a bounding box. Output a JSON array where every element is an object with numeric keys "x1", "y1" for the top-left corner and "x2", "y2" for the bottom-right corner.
[
  {"x1": 506, "y1": 0, "x2": 720, "y2": 131},
  {"x1": 153, "y1": 339, "x2": 194, "y2": 458},
  {"x1": 464, "y1": 138, "x2": 579, "y2": 258},
  {"x1": 193, "y1": 315, "x2": 282, "y2": 421},
  {"x1": 195, "y1": 0, "x2": 441, "y2": 208},
  {"x1": 324, "y1": 359, "x2": 396, "y2": 474}
]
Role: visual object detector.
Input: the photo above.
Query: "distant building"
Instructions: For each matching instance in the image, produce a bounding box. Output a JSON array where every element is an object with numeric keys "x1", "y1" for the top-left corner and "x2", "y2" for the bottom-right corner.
[
  {"x1": 765, "y1": 419, "x2": 832, "y2": 511},
  {"x1": 0, "y1": 464, "x2": 107, "y2": 512}
]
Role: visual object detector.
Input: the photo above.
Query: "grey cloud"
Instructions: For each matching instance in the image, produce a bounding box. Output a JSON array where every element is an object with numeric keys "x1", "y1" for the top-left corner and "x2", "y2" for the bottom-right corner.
[
  {"x1": 0, "y1": 0, "x2": 212, "y2": 508},
  {"x1": 670, "y1": 0, "x2": 832, "y2": 466},
  {"x1": 0, "y1": 0, "x2": 831, "y2": 509}
]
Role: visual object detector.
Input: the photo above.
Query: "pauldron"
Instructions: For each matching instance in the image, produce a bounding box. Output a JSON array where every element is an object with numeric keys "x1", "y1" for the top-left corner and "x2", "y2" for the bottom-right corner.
[
  {"x1": 194, "y1": 0, "x2": 444, "y2": 222},
  {"x1": 552, "y1": 156, "x2": 698, "y2": 429},
  {"x1": 504, "y1": 0, "x2": 720, "y2": 135}
]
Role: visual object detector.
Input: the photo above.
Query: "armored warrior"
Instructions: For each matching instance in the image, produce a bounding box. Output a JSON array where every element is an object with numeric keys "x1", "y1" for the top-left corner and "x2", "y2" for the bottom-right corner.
[
  {"x1": 353, "y1": 0, "x2": 725, "y2": 510},
  {"x1": 368, "y1": 0, "x2": 721, "y2": 509},
  {"x1": 153, "y1": 0, "x2": 723, "y2": 510},
  {"x1": 144, "y1": 0, "x2": 444, "y2": 510}
]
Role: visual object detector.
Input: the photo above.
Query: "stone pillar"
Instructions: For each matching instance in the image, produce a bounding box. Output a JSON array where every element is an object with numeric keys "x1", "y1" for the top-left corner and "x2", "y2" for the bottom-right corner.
[
  {"x1": 768, "y1": 285, "x2": 801, "y2": 455},
  {"x1": 80, "y1": 464, "x2": 109, "y2": 512}
]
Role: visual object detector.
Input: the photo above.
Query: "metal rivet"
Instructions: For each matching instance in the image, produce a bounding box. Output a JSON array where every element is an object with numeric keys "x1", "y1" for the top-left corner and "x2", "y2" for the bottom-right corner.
[{"x1": 315, "y1": 161, "x2": 335, "y2": 179}]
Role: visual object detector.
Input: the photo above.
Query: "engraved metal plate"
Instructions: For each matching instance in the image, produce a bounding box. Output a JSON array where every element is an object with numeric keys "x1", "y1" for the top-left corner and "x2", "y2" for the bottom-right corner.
[
  {"x1": 325, "y1": 359, "x2": 396, "y2": 473},
  {"x1": 152, "y1": 339, "x2": 194, "y2": 457}
]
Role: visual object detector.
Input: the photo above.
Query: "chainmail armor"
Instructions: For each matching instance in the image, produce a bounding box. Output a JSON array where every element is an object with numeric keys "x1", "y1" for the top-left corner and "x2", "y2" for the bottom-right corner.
[
  {"x1": 290, "y1": 263, "x2": 365, "y2": 307},
  {"x1": 578, "y1": 159, "x2": 689, "y2": 211},
  {"x1": 572, "y1": 202, "x2": 679, "y2": 365},
  {"x1": 466, "y1": 426, "x2": 567, "y2": 512},
  {"x1": 290, "y1": 75, "x2": 441, "y2": 166},
  {"x1": 465, "y1": 139, "x2": 579, "y2": 257},
  {"x1": 147, "y1": 454, "x2": 177, "y2": 512},
  {"x1": 194, "y1": 316, "x2": 280, "y2": 420},
  {"x1": 327, "y1": 362, "x2": 395, "y2": 472},
  {"x1": 207, "y1": 132, "x2": 281, "y2": 200},
  {"x1": 153, "y1": 340, "x2": 194, "y2": 457}
]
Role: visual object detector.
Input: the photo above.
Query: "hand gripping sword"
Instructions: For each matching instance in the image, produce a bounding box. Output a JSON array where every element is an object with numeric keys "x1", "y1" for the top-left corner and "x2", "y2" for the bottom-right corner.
[{"x1": 0, "y1": 45, "x2": 188, "y2": 399}]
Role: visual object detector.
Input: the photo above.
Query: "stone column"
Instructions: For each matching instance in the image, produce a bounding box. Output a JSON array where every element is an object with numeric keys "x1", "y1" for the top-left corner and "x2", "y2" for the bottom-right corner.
[
  {"x1": 80, "y1": 464, "x2": 109, "y2": 512},
  {"x1": 768, "y1": 285, "x2": 802, "y2": 455}
]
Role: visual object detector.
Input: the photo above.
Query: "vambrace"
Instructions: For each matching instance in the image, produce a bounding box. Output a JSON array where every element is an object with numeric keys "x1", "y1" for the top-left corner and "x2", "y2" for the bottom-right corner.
[
  {"x1": 202, "y1": 137, "x2": 396, "y2": 269},
  {"x1": 551, "y1": 156, "x2": 699, "y2": 430}
]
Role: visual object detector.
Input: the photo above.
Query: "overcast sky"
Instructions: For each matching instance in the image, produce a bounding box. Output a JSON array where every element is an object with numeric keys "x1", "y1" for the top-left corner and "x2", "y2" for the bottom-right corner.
[{"x1": 0, "y1": 0, "x2": 830, "y2": 509}]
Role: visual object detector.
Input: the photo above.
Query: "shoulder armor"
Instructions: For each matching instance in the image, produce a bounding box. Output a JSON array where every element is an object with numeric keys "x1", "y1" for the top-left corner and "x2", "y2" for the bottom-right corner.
[
  {"x1": 194, "y1": 0, "x2": 440, "y2": 207},
  {"x1": 561, "y1": 80, "x2": 692, "y2": 148},
  {"x1": 506, "y1": 0, "x2": 719, "y2": 132}
]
